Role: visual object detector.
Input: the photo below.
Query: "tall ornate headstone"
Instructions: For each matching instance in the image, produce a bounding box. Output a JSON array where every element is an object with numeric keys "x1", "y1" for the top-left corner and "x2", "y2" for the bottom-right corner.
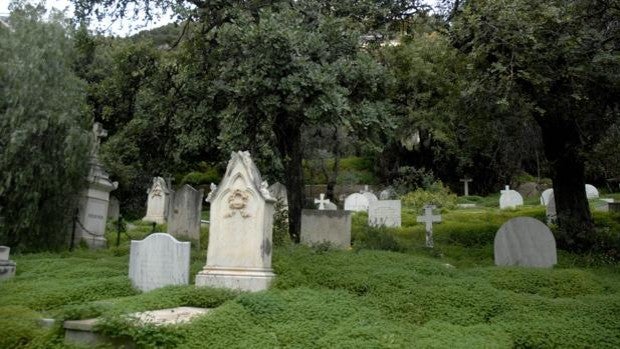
[
  {"x1": 167, "y1": 185, "x2": 203, "y2": 243},
  {"x1": 195, "y1": 151, "x2": 276, "y2": 292},
  {"x1": 74, "y1": 122, "x2": 117, "y2": 249},
  {"x1": 143, "y1": 177, "x2": 172, "y2": 225}
]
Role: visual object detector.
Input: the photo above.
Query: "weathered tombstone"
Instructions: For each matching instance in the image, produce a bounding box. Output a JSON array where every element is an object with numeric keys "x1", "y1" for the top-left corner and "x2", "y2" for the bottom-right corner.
[
  {"x1": 460, "y1": 178, "x2": 473, "y2": 196},
  {"x1": 301, "y1": 210, "x2": 351, "y2": 249},
  {"x1": 363, "y1": 192, "x2": 379, "y2": 204},
  {"x1": 546, "y1": 192, "x2": 557, "y2": 224},
  {"x1": 314, "y1": 193, "x2": 332, "y2": 210},
  {"x1": 268, "y1": 182, "x2": 288, "y2": 208},
  {"x1": 494, "y1": 217, "x2": 557, "y2": 268},
  {"x1": 74, "y1": 122, "x2": 117, "y2": 249},
  {"x1": 499, "y1": 185, "x2": 524, "y2": 209},
  {"x1": 368, "y1": 200, "x2": 402, "y2": 228},
  {"x1": 324, "y1": 201, "x2": 337, "y2": 210},
  {"x1": 107, "y1": 196, "x2": 120, "y2": 221},
  {"x1": 344, "y1": 193, "x2": 370, "y2": 212},
  {"x1": 0, "y1": 246, "x2": 16, "y2": 281},
  {"x1": 416, "y1": 205, "x2": 441, "y2": 248},
  {"x1": 195, "y1": 151, "x2": 276, "y2": 292},
  {"x1": 585, "y1": 184, "x2": 599, "y2": 199},
  {"x1": 128, "y1": 233, "x2": 190, "y2": 292},
  {"x1": 167, "y1": 185, "x2": 203, "y2": 243},
  {"x1": 540, "y1": 188, "x2": 554, "y2": 206},
  {"x1": 379, "y1": 187, "x2": 394, "y2": 200},
  {"x1": 143, "y1": 177, "x2": 172, "y2": 224}
]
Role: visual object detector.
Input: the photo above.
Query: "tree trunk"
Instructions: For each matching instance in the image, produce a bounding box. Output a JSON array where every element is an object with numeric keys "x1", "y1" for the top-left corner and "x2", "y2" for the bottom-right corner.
[
  {"x1": 274, "y1": 117, "x2": 304, "y2": 243},
  {"x1": 538, "y1": 116, "x2": 594, "y2": 248}
]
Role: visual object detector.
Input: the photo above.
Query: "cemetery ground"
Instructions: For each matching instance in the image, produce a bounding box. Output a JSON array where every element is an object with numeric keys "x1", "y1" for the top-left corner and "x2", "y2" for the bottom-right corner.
[{"x1": 1, "y1": 204, "x2": 619, "y2": 348}]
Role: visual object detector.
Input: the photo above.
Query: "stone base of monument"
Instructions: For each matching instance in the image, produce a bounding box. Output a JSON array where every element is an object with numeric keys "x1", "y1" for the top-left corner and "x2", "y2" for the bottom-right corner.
[
  {"x1": 64, "y1": 307, "x2": 210, "y2": 347},
  {"x1": 195, "y1": 266, "x2": 275, "y2": 292},
  {"x1": 0, "y1": 260, "x2": 16, "y2": 281},
  {"x1": 82, "y1": 236, "x2": 107, "y2": 249}
]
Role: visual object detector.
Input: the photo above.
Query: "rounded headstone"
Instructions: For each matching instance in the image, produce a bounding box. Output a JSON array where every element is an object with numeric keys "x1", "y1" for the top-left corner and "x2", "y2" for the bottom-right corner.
[
  {"x1": 362, "y1": 192, "x2": 378, "y2": 203},
  {"x1": 344, "y1": 193, "x2": 370, "y2": 212},
  {"x1": 517, "y1": 182, "x2": 539, "y2": 198},
  {"x1": 585, "y1": 184, "x2": 599, "y2": 199},
  {"x1": 499, "y1": 190, "x2": 524, "y2": 209},
  {"x1": 494, "y1": 217, "x2": 557, "y2": 268},
  {"x1": 540, "y1": 188, "x2": 554, "y2": 206}
]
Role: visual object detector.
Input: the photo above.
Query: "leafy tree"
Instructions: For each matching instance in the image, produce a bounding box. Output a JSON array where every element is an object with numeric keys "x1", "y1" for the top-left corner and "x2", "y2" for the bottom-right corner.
[
  {"x1": 451, "y1": 0, "x2": 620, "y2": 246},
  {"x1": 0, "y1": 5, "x2": 91, "y2": 250}
]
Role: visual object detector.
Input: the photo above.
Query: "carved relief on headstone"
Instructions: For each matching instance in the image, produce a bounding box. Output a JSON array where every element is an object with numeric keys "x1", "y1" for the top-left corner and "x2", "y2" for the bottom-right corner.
[{"x1": 195, "y1": 151, "x2": 276, "y2": 292}]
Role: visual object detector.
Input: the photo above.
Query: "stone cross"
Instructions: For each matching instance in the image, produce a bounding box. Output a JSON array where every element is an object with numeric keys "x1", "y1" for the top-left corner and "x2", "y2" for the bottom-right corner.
[
  {"x1": 416, "y1": 204, "x2": 442, "y2": 248},
  {"x1": 314, "y1": 193, "x2": 330, "y2": 210},
  {"x1": 501, "y1": 185, "x2": 511, "y2": 194},
  {"x1": 460, "y1": 178, "x2": 472, "y2": 196}
]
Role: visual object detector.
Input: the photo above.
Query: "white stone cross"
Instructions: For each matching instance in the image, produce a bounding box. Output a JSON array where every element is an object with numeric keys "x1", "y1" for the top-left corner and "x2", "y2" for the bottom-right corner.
[
  {"x1": 314, "y1": 193, "x2": 331, "y2": 210},
  {"x1": 416, "y1": 204, "x2": 442, "y2": 248},
  {"x1": 501, "y1": 185, "x2": 511, "y2": 194},
  {"x1": 460, "y1": 178, "x2": 472, "y2": 196}
]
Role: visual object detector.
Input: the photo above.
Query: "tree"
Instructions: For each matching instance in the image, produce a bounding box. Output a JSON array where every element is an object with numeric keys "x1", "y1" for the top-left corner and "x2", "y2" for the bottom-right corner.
[
  {"x1": 0, "y1": 5, "x2": 91, "y2": 251},
  {"x1": 209, "y1": 3, "x2": 392, "y2": 241},
  {"x1": 451, "y1": 0, "x2": 620, "y2": 246}
]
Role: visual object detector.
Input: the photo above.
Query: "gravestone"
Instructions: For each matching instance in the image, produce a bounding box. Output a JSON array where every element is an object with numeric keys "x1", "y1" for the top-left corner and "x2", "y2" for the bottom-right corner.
[
  {"x1": 499, "y1": 185, "x2": 524, "y2": 209},
  {"x1": 416, "y1": 205, "x2": 441, "y2": 248},
  {"x1": 368, "y1": 200, "x2": 401, "y2": 228},
  {"x1": 74, "y1": 123, "x2": 117, "y2": 249},
  {"x1": 540, "y1": 188, "x2": 554, "y2": 206},
  {"x1": 494, "y1": 217, "x2": 557, "y2": 268},
  {"x1": 344, "y1": 193, "x2": 370, "y2": 212},
  {"x1": 363, "y1": 192, "x2": 379, "y2": 204},
  {"x1": 143, "y1": 177, "x2": 172, "y2": 224},
  {"x1": 460, "y1": 178, "x2": 472, "y2": 196},
  {"x1": 301, "y1": 210, "x2": 351, "y2": 249},
  {"x1": 195, "y1": 151, "x2": 276, "y2": 292},
  {"x1": 379, "y1": 187, "x2": 394, "y2": 200},
  {"x1": 314, "y1": 193, "x2": 332, "y2": 210},
  {"x1": 107, "y1": 196, "x2": 120, "y2": 221},
  {"x1": 585, "y1": 184, "x2": 599, "y2": 199},
  {"x1": 0, "y1": 246, "x2": 16, "y2": 281},
  {"x1": 167, "y1": 185, "x2": 203, "y2": 243},
  {"x1": 324, "y1": 201, "x2": 337, "y2": 210},
  {"x1": 128, "y1": 233, "x2": 190, "y2": 292},
  {"x1": 546, "y1": 192, "x2": 557, "y2": 224},
  {"x1": 268, "y1": 182, "x2": 288, "y2": 209}
]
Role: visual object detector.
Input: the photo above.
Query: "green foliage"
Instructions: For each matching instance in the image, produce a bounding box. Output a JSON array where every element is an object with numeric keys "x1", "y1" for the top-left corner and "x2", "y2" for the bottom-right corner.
[
  {"x1": 0, "y1": 5, "x2": 91, "y2": 251},
  {"x1": 401, "y1": 181, "x2": 458, "y2": 211},
  {"x1": 181, "y1": 167, "x2": 220, "y2": 187},
  {"x1": 391, "y1": 166, "x2": 437, "y2": 195},
  {"x1": 272, "y1": 200, "x2": 291, "y2": 247},
  {"x1": 0, "y1": 305, "x2": 48, "y2": 349},
  {"x1": 353, "y1": 224, "x2": 405, "y2": 252}
]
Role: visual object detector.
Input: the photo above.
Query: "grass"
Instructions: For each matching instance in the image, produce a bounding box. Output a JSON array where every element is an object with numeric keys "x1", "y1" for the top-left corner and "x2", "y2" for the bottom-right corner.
[{"x1": 1, "y1": 204, "x2": 619, "y2": 348}]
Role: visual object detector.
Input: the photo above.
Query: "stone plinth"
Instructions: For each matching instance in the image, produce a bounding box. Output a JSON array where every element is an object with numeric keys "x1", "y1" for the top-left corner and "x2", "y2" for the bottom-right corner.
[
  {"x1": 301, "y1": 209, "x2": 352, "y2": 249},
  {"x1": 195, "y1": 151, "x2": 276, "y2": 292}
]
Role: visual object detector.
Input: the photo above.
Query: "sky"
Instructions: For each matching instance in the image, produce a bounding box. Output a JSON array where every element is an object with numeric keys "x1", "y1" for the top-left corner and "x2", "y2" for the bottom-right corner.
[
  {"x1": 0, "y1": 0, "x2": 441, "y2": 37},
  {"x1": 0, "y1": 0, "x2": 174, "y2": 36}
]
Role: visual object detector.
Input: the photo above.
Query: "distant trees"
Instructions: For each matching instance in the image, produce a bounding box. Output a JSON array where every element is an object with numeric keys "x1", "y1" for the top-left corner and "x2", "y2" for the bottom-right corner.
[{"x1": 0, "y1": 5, "x2": 91, "y2": 250}]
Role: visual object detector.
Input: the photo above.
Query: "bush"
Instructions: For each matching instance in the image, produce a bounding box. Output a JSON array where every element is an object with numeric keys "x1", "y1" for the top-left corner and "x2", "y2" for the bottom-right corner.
[
  {"x1": 181, "y1": 167, "x2": 221, "y2": 187},
  {"x1": 392, "y1": 166, "x2": 436, "y2": 195},
  {"x1": 401, "y1": 181, "x2": 458, "y2": 211},
  {"x1": 353, "y1": 225, "x2": 405, "y2": 252}
]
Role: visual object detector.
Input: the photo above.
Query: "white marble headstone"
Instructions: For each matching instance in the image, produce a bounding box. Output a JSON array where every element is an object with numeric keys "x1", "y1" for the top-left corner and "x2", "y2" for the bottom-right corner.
[
  {"x1": 129, "y1": 233, "x2": 190, "y2": 292},
  {"x1": 143, "y1": 177, "x2": 172, "y2": 224},
  {"x1": 268, "y1": 182, "x2": 288, "y2": 208},
  {"x1": 362, "y1": 192, "x2": 378, "y2": 204},
  {"x1": 324, "y1": 201, "x2": 337, "y2": 210},
  {"x1": 195, "y1": 151, "x2": 276, "y2": 292},
  {"x1": 368, "y1": 200, "x2": 401, "y2": 227},
  {"x1": 540, "y1": 188, "x2": 554, "y2": 206},
  {"x1": 344, "y1": 193, "x2": 370, "y2": 212},
  {"x1": 499, "y1": 186, "x2": 524, "y2": 209},
  {"x1": 546, "y1": 193, "x2": 557, "y2": 224},
  {"x1": 494, "y1": 217, "x2": 557, "y2": 268},
  {"x1": 585, "y1": 184, "x2": 599, "y2": 199}
]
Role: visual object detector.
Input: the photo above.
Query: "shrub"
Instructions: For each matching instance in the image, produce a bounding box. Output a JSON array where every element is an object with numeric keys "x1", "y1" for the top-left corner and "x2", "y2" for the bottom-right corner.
[
  {"x1": 353, "y1": 225, "x2": 405, "y2": 252},
  {"x1": 392, "y1": 166, "x2": 436, "y2": 195},
  {"x1": 401, "y1": 181, "x2": 457, "y2": 211},
  {"x1": 181, "y1": 167, "x2": 221, "y2": 187}
]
